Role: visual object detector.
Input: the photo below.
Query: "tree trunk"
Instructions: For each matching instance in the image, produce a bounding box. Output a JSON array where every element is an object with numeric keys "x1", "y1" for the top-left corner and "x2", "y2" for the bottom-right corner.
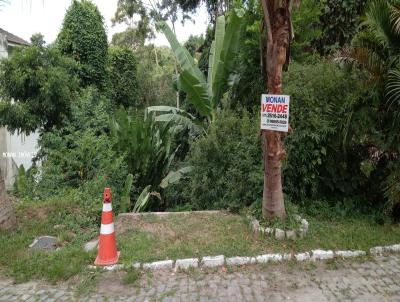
[
  {"x1": 262, "y1": 131, "x2": 285, "y2": 219},
  {"x1": 0, "y1": 171, "x2": 16, "y2": 231},
  {"x1": 261, "y1": 0, "x2": 295, "y2": 220}
]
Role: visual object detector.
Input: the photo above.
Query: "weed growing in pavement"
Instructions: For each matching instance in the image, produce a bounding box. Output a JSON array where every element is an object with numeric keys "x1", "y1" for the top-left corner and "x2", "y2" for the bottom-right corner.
[{"x1": 122, "y1": 267, "x2": 141, "y2": 286}]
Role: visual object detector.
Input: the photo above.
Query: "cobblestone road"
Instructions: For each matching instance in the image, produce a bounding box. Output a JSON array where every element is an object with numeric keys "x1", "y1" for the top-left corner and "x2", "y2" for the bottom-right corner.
[{"x1": 0, "y1": 255, "x2": 399, "y2": 301}]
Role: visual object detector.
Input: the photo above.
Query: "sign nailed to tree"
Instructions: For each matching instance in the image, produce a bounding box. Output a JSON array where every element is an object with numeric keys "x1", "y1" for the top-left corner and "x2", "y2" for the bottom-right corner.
[{"x1": 260, "y1": 94, "x2": 290, "y2": 132}]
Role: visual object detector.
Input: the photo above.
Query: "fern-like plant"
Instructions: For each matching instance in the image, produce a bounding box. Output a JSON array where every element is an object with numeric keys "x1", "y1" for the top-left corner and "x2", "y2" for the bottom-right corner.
[
  {"x1": 110, "y1": 108, "x2": 175, "y2": 193},
  {"x1": 110, "y1": 108, "x2": 192, "y2": 211}
]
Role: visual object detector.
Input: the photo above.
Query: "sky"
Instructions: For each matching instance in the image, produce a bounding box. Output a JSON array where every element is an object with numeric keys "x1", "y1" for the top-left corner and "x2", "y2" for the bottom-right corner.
[{"x1": 0, "y1": 0, "x2": 209, "y2": 46}]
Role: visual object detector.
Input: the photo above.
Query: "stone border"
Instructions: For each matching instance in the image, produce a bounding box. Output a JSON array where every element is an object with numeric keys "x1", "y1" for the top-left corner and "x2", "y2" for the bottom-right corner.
[
  {"x1": 87, "y1": 243, "x2": 400, "y2": 272},
  {"x1": 118, "y1": 211, "x2": 222, "y2": 219},
  {"x1": 248, "y1": 215, "x2": 309, "y2": 240}
]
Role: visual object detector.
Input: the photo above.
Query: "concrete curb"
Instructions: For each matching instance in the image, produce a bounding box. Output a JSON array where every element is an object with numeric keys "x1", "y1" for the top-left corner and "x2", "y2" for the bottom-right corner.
[{"x1": 87, "y1": 243, "x2": 400, "y2": 272}]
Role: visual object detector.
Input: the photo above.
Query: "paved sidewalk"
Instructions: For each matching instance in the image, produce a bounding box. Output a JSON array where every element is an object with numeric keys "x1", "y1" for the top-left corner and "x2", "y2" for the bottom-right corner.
[{"x1": 0, "y1": 255, "x2": 399, "y2": 301}]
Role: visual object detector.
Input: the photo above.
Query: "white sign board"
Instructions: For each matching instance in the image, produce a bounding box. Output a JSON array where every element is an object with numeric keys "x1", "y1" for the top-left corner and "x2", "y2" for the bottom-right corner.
[{"x1": 260, "y1": 94, "x2": 290, "y2": 132}]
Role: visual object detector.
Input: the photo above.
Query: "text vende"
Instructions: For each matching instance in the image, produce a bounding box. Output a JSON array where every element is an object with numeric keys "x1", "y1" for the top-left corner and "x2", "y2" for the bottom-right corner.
[{"x1": 262, "y1": 104, "x2": 289, "y2": 114}]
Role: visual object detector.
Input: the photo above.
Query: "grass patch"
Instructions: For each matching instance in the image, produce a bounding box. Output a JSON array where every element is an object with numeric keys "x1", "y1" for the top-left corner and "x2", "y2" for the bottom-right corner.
[
  {"x1": 1, "y1": 198, "x2": 400, "y2": 284},
  {"x1": 117, "y1": 211, "x2": 400, "y2": 264},
  {"x1": 74, "y1": 271, "x2": 100, "y2": 297},
  {"x1": 122, "y1": 267, "x2": 141, "y2": 285},
  {"x1": 0, "y1": 195, "x2": 98, "y2": 284}
]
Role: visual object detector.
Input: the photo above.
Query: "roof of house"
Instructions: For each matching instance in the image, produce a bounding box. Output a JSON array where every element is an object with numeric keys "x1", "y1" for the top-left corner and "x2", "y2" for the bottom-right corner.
[{"x1": 0, "y1": 28, "x2": 30, "y2": 46}]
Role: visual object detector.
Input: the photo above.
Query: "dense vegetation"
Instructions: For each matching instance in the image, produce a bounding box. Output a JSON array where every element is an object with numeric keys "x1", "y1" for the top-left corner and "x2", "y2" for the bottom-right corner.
[
  {"x1": 1, "y1": 0, "x2": 399, "y2": 228},
  {"x1": 57, "y1": 0, "x2": 108, "y2": 90}
]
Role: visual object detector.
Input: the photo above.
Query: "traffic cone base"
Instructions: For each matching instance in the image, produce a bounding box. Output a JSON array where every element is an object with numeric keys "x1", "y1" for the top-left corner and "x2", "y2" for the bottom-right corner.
[{"x1": 95, "y1": 251, "x2": 120, "y2": 266}]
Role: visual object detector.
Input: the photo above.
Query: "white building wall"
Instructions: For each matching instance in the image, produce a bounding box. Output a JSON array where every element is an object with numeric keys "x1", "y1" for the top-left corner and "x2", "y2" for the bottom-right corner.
[
  {"x1": 0, "y1": 33, "x2": 7, "y2": 58},
  {"x1": 0, "y1": 33, "x2": 39, "y2": 189}
]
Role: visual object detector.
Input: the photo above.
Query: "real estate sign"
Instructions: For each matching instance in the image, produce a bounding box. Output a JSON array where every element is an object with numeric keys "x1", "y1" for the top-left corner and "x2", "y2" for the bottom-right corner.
[{"x1": 260, "y1": 94, "x2": 290, "y2": 132}]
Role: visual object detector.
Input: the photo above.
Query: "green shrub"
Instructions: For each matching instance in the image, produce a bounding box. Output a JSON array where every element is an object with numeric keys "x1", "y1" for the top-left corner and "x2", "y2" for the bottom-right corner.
[
  {"x1": 57, "y1": 0, "x2": 108, "y2": 90},
  {"x1": 13, "y1": 165, "x2": 27, "y2": 197},
  {"x1": 37, "y1": 130, "x2": 126, "y2": 195},
  {"x1": 26, "y1": 88, "x2": 128, "y2": 211},
  {"x1": 33, "y1": 133, "x2": 127, "y2": 214},
  {"x1": 283, "y1": 61, "x2": 360, "y2": 200},
  {"x1": 108, "y1": 46, "x2": 138, "y2": 108},
  {"x1": 291, "y1": 0, "x2": 323, "y2": 61},
  {"x1": 182, "y1": 109, "x2": 262, "y2": 212},
  {"x1": 135, "y1": 45, "x2": 177, "y2": 109},
  {"x1": 282, "y1": 61, "x2": 337, "y2": 200},
  {"x1": 316, "y1": 0, "x2": 367, "y2": 54},
  {"x1": 282, "y1": 60, "x2": 387, "y2": 214},
  {"x1": 0, "y1": 45, "x2": 79, "y2": 133}
]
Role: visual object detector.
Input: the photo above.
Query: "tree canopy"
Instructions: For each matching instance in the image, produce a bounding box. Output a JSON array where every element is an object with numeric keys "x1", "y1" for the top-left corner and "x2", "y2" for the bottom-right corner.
[
  {"x1": 108, "y1": 46, "x2": 139, "y2": 108},
  {"x1": 57, "y1": 0, "x2": 108, "y2": 90},
  {"x1": 0, "y1": 44, "x2": 79, "y2": 134}
]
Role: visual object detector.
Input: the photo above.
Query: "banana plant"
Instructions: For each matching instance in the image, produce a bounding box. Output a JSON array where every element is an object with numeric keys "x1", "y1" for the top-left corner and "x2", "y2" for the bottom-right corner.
[
  {"x1": 146, "y1": 105, "x2": 204, "y2": 137},
  {"x1": 156, "y1": 8, "x2": 245, "y2": 124}
]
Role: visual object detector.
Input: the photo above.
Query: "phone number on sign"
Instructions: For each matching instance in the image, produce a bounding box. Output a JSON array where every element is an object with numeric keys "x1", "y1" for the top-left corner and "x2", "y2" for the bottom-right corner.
[
  {"x1": 268, "y1": 120, "x2": 287, "y2": 125},
  {"x1": 266, "y1": 113, "x2": 288, "y2": 119}
]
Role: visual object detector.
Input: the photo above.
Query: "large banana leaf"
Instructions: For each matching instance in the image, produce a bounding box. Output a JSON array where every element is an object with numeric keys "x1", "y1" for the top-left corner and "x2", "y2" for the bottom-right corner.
[
  {"x1": 207, "y1": 41, "x2": 215, "y2": 97},
  {"x1": 157, "y1": 21, "x2": 206, "y2": 83},
  {"x1": 155, "y1": 113, "x2": 203, "y2": 136},
  {"x1": 178, "y1": 70, "x2": 212, "y2": 117},
  {"x1": 211, "y1": 8, "x2": 245, "y2": 107},
  {"x1": 147, "y1": 106, "x2": 204, "y2": 136},
  {"x1": 209, "y1": 16, "x2": 226, "y2": 98},
  {"x1": 146, "y1": 105, "x2": 197, "y2": 120},
  {"x1": 158, "y1": 10, "x2": 243, "y2": 121},
  {"x1": 160, "y1": 166, "x2": 193, "y2": 189}
]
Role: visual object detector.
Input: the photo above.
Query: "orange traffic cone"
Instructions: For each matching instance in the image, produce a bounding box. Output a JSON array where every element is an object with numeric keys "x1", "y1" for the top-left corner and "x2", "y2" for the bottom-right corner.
[{"x1": 95, "y1": 188, "x2": 119, "y2": 266}]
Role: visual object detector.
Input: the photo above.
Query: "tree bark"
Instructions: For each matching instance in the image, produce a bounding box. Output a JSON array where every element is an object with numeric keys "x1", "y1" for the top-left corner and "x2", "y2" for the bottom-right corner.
[
  {"x1": 0, "y1": 171, "x2": 16, "y2": 231},
  {"x1": 261, "y1": 0, "x2": 294, "y2": 220}
]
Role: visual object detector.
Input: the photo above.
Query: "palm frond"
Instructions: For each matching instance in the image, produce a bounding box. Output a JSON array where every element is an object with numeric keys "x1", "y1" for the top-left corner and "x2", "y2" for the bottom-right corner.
[
  {"x1": 390, "y1": 4, "x2": 400, "y2": 35},
  {"x1": 386, "y1": 69, "x2": 400, "y2": 109},
  {"x1": 336, "y1": 45, "x2": 386, "y2": 80},
  {"x1": 363, "y1": 0, "x2": 400, "y2": 50},
  {"x1": 383, "y1": 164, "x2": 400, "y2": 215}
]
